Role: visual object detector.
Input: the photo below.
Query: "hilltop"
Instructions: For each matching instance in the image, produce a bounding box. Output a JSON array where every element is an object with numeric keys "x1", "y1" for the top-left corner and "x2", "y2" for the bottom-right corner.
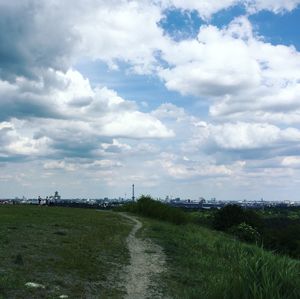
[{"x1": 0, "y1": 204, "x2": 300, "y2": 298}]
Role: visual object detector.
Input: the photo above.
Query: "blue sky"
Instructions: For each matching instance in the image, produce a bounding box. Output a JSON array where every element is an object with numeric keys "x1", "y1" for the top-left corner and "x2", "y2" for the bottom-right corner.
[{"x1": 1, "y1": 0, "x2": 300, "y2": 201}]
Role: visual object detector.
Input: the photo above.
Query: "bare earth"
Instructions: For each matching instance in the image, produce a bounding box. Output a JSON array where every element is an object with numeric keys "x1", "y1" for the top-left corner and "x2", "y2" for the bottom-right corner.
[{"x1": 120, "y1": 213, "x2": 166, "y2": 299}]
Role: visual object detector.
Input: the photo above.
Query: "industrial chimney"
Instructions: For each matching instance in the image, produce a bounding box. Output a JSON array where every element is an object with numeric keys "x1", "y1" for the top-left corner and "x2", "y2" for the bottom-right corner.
[{"x1": 132, "y1": 184, "x2": 135, "y2": 201}]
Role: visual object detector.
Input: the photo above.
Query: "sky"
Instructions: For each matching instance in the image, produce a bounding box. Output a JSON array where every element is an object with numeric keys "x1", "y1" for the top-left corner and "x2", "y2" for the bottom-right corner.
[{"x1": 1, "y1": 1, "x2": 300, "y2": 201}]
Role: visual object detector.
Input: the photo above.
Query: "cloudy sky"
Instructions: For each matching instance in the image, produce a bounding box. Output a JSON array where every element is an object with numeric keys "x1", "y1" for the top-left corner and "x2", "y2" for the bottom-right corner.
[{"x1": 1, "y1": 0, "x2": 300, "y2": 200}]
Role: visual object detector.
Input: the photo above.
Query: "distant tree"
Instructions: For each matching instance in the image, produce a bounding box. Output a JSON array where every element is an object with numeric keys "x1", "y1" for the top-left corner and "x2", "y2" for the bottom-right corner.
[
  {"x1": 243, "y1": 208, "x2": 264, "y2": 232},
  {"x1": 121, "y1": 195, "x2": 188, "y2": 225},
  {"x1": 213, "y1": 205, "x2": 244, "y2": 231}
]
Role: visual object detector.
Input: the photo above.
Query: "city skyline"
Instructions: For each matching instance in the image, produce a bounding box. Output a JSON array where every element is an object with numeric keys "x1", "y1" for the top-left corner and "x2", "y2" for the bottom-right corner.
[{"x1": 1, "y1": 1, "x2": 300, "y2": 201}]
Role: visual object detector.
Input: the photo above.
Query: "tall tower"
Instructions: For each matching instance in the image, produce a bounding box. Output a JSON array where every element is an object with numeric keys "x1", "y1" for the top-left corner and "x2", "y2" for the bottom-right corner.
[{"x1": 132, "y1": 184, "x2": 135, "y2": 201}]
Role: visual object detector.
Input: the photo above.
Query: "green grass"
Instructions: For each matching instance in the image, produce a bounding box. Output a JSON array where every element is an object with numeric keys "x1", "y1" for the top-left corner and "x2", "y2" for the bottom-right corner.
[
  {"x1": 140, "y1": 218, "x2": 300, "y2": 299},
  {"x1": 2, "y1": 205, "x2": 300, "y2": 299},
  {"x1": 0, "y1": 205, "x2": 132, "y2": 299}
]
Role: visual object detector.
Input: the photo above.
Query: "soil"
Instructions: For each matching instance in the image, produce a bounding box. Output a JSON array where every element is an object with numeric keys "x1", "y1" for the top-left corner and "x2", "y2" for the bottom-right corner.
[{"x1": 120, "y1": 213, "x2": 167, "y2": 299}]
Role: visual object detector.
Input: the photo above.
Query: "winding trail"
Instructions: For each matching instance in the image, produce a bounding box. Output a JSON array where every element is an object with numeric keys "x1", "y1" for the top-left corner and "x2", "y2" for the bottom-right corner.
[{"x1": 120, "y1": 213, "x2": 166, "y2": 299}]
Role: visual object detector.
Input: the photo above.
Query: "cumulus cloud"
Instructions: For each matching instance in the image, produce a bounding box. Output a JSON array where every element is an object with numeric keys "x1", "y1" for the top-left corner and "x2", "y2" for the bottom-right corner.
[
  {"x1": 75, "y1": 1, "x2": 168, "y2": 74},
  {"x1": 159, "y1": 17, "x2": 260, "y2": 96},
  {"x1": 2, "y1": 0, "x2": 299, "y2": 81},
  {"x1": 0, "y1": 120, "x2": 52, "y2": 160},
  {"x1": 0, "y1": 69, "x2": 173, "y2": 161},
  {"x1": 208, "y1": 122, "x2": 300, "y2": 150},
  {"x1": 0, "y1": 1, "x2": 79, "y2": 81},
  {"x1": 159, "y1": 16, "x2": 300, "y2": 124},
  {"x1": 0, "y1": 0, "x2": 168, "y2": 81},
  {"x1": 1, "y1": 0, "x2": 300, "y2": 198},
  {"x1": 4, "y1": 0, "x2": 297, "y2": 82},
  {"x1": 186, "y1": 121, "x2": 300, "y2": 164}
]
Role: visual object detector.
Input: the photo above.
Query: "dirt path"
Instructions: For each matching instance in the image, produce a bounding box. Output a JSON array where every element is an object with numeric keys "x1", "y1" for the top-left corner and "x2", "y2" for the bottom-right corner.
[{"x1": 120, "y1": 213, "x2": 166, "y2": 299}]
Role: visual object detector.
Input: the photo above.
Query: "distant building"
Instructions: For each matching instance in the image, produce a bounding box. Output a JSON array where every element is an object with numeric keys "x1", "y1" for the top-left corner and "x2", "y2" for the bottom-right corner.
[{"x1": 53, "y1": 191, "x2": 61, "y2": 202}]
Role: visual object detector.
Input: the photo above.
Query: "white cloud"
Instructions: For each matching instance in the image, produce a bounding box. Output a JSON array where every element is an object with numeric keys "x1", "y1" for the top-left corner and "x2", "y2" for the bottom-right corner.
[
  {"x1": 99, "y1": 110, "x2": 174, "y2": 139},
  {"x1": 0, "y1": 120, "x2": 52, "y2": 157},
  {"x1": 156, "y1": 151, "x2": 236, "y2": 179},
  {"x1": 52, "y1": 70, "x2": 174, "y2": 139},
  {"x1": 190, "y1": 120, "x2": 300, "y2": 148},
  {"x1": 2, "y1": 0, "x2": 299, "y2": 81},
  {"x1": 0, "y1": 69, "x2": 173, "y2": 160},
  {"x1": 74, "y1": 1, "x2": 168, "y2": 74},
  {"x1": 159, "y1": 16, "x2": 300, "y2": 124},
  {"x1": 175, "y1": 120, "x2": 300, "y2": 168},
  {"x1": 0, "y1": 1, "x2": 79, "y2": 80},
  {"x1": 207, "y1": 122, "x2": 300, "y2": 150},
  {"x1": 152, "y1": 103, "x2": 186, "y2": 120},
  {"x1": 43, "y1": 159, "x2": 123, "y2": 172},
  {"x1": 160, "y1": 0, "x2": 238, "y2": 20},
  {"x1": 100, "y1": 139, "x2": 132, "y2": 152},
  {"x1": 43, "y1": 161, "x2": 77, "y2": 172},
  {"x1": 90, "y1": 159, "x2": 123, "y2": 168},
  {"x1": 1, "y1": 1, "x2": 300, "y2": 199},
  {"x1": 159, "y1": 18, "x2": 260, "y2": 97},
  {"x1": 162, "y1": 160, "x2": 234, "y2": 179},
  {"x1": 161, "y1": 0, "x2": 300, "y2": 19},
  {"x1": 245, "y1": 0, "x2": 300, "y2": 13},
  {"x1": 281, "y1": 156, "x2": 300, "y2": 168}
]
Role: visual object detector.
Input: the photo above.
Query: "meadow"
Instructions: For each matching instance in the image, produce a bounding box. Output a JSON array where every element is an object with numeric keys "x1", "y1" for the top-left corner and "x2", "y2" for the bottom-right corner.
[
  {"x1": 1, "y1": 202, "x2": 300, "y2": 299},
  {"x1": 0, "y1": 205, "x2": 131, "y2": 298}
]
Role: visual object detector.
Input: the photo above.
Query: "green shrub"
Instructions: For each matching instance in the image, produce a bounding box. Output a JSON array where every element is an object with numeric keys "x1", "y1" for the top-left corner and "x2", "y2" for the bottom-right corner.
[
  {"x1": 213, "y1": 205, "x2": 263, "y2": 232},
  {"x1": 229, "y1": 222, "x2": 261, "y2": 243},
  {"x1": 262, "y1": 221, "x2": 300, "y2": 258}
]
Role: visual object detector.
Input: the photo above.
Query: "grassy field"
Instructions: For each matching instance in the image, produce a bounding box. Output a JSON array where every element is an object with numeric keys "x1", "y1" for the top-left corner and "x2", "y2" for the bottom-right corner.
[
  {"x1": 2, "y1": 204, "x2": 300, "y2": 299},
  {"x1": 0, "y1": 205, "x2": 132, "y2": 299},
  {"x1": 140, "y1": 218, "x2": 300, "y2": 299}
]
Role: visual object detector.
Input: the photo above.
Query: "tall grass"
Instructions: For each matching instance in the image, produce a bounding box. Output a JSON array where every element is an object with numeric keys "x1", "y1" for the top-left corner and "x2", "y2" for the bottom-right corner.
[
  {"x1": 216, "y1": 242, "x2": 300, "y2": 299},
  {"x1": 142, "y1": 219, "x2": 300, "y2": 299}
]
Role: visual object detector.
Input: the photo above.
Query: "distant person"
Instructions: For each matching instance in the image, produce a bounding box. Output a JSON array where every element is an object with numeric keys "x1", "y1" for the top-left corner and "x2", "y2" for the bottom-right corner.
[
  {"x1": 38, "y1": 196, "x2": 41, "y2": 205},
  {"x1": 45, "y1": 197, "x2": 49, "y2": 206}
]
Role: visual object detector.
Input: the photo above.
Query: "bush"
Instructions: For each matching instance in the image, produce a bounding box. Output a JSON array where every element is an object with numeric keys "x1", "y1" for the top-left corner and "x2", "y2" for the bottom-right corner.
[
  {"x1": 229, "y1": 222, "x2": 261, "y2": 243},
  {"x1": 121, "y1": 195, "x2": 188, "y2": 225},
  {"x1": 262, "y1": 221, "x2": 300, "y2": 258},
  {"x1": 213, "y1": 205, "x2": 263, "y2": 232}
]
